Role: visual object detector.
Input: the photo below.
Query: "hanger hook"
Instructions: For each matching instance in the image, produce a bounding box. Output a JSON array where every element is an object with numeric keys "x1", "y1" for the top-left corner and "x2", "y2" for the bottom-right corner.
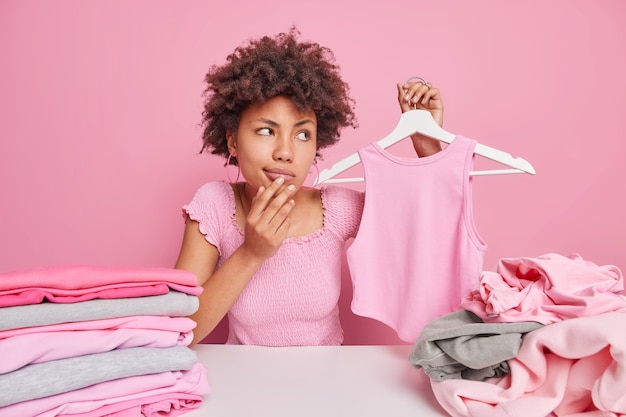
[{"x1": 404, "y1": 76, "x2": 428, "y2": 85}]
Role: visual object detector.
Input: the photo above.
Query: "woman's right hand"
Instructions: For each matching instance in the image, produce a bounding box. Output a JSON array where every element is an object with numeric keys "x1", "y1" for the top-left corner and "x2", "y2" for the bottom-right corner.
[{"x1": 240, "y1": 177, "x2": 297, "y2": 261}]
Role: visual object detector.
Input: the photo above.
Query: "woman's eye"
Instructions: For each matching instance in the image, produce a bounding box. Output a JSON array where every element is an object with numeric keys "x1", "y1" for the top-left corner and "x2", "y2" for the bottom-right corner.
[
  {"x1": 295, "y1": 131, "x2": 309, "y2": 141},
  {"x1": 257, "y1": 127, "x2": 272, "y2": 136}
]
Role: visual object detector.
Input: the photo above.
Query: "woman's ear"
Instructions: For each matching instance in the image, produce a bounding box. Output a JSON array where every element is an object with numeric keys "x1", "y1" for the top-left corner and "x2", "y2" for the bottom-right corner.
[{"x1": 226, "y1": 131, "x2": 237, "y2": 156}]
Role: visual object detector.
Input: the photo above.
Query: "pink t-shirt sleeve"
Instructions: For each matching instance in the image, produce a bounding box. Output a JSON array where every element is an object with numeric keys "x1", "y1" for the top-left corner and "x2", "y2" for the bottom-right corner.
[
  {"x1": 182, "y1": 181, "x2": 233, "y2": 256},
  {"x1": 321, "y1": 185, "x2": 364, "y2": 241}
]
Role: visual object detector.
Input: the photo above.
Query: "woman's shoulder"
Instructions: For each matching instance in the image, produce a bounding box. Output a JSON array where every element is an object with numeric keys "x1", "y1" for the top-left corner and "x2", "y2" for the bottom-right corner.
[
  {"x1": 320, "y1": 185, "x2": 364, "y2": 228},
  {"x1": 194, "y1": 180, "x2": 232, "y2": 194},
  {"x1": 321, "y1": 184, "x2": 364, "y2": 204},
  {"x1": 190, "y1": 180, "x2": 233, "y2": 203},
  {"x1": 183, "y1": 180, "x2": 234, "y2": 219}
]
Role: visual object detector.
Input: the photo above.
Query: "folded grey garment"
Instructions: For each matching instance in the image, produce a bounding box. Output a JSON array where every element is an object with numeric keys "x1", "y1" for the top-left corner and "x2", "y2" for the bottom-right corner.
[
  {"x1": 463, "y1": 361, "x2": 510, "y2": 381},
  {"x1": 0, "y1": 345, "x2": 198, "y2": 407},
  {"x1": 420, "y1": 351, "x2": 513, "y2": 381},
  {"x1": 0, "y1": 290, "x2": 198, "y2": 331},
  {"x1": 409, "y1": 309, "x2": 542, "y2": 381}
]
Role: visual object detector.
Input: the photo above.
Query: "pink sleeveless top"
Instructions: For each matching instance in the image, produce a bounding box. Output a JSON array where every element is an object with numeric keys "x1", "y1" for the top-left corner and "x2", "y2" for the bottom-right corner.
[{"x1": 346, "y1": 136, "x2": 487, "y2": 342}]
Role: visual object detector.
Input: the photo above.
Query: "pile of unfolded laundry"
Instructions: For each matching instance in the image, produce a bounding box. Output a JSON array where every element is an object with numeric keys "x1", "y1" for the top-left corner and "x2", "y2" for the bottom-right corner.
[
  {"x1": 409, "y1": 253, "x2": 626, "y2": 417},
  {"x1": 0, "y1": 265, "x2": 209, "y2": 417}
]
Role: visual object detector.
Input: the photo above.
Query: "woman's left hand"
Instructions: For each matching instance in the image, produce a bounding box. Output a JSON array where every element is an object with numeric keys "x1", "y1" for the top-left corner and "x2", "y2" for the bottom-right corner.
[{"x1": 396, "y1": 80, "x2": 444, "y2": 127}]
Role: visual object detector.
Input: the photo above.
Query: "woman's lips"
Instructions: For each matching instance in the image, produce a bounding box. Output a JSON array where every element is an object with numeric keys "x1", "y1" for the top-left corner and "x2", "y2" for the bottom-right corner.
[{"x1": 264, "y1": 169, "x2": 296, "y2": 182}]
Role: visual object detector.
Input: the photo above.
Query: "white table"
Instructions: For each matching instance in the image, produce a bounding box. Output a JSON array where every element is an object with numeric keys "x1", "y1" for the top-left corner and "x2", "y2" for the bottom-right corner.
[{"x1": 187, "y1": 344, "x2": 449, "y2": 417}]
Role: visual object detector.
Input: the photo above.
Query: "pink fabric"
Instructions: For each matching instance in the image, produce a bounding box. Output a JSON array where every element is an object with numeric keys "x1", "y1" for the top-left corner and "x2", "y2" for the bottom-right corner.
[
  {"x1": 0, "y1": 315, "x2": 195, "y2": 340},
  {"x1": 0, "y1": 284, "x2": 171, "y2": 307},
  {"x1": 430, "y1": 312, "x2": 626, "y2": 417},
  {"x1": 184, "y1": 181, "x2": 363, "y2": 346},
  {"x1": 0, "y1": 266, "x2": 209, "y2": 415},
  {"x1": 0, "y1": 327, "x2": 194, "y2": 374},
  {"x1": 0, "y1": 362, "x2": 209, "y2": 417},
  {"x1": 462, "y1": 253, "x2": 626, "y2": 324},
  {"x1": 347, "y1": 137, "x2": 487, "y2": 342},
  {"x1": 0, "y1": 265, "x2": 202, "y2": 307},
  {"x1": 66, "y1": 393, "x2": 204, "y2": 417}
]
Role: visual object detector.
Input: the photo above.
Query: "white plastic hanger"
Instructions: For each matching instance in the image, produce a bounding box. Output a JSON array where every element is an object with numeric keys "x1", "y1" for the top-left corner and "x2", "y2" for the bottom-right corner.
[{"x1": 317, "y1": 109, "x2": 536, "y2": 185}]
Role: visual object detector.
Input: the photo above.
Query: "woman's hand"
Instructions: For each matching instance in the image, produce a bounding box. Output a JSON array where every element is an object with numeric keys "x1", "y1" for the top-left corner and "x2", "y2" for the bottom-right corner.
[
  {"x1": 240, "y1": 177, "x2": 296, "y2": 261},
  {"x1": 396, "y1": 80, "x2": 444, "y2": 157},
  {"x1": 396, "y1": 80, "x2": 444, "y2": 126}
]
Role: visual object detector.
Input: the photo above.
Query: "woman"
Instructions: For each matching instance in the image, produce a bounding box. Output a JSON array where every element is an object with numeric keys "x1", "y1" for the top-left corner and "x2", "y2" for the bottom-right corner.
[{"x1": 175, "y1": 27, "x2": 443, "y2": 346}]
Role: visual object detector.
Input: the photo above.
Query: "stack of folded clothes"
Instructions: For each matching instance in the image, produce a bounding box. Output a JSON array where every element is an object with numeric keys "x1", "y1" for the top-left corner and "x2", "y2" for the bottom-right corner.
[{"x1": 0, "y1": 265, "x2": 210, "y2": 417}]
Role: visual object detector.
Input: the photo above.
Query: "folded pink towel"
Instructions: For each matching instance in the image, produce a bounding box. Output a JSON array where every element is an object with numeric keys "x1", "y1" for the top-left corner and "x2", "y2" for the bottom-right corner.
[{"x1": 0, "y1": 265, "x2": 202, "y2": 307}]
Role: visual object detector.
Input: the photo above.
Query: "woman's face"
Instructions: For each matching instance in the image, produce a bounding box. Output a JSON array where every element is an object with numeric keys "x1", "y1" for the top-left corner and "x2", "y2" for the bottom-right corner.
[{"x1": 227, "y1": 95, "x2": 317, "y2": 191}]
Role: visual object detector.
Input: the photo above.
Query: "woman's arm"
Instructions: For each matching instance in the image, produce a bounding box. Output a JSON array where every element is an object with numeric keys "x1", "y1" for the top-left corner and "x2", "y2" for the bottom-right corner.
[
  {"x1": 174, "y1": 218, "x2": 262, "y2": 345},
  {"x1": 175, "y1": 178, "x2": 297, "y2": 345}
]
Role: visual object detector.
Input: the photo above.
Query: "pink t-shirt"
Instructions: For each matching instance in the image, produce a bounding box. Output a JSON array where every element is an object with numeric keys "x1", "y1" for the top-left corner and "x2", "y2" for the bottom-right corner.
[
  {"x1": 347, "y1": 136, "x2": 487, "y2": 342},
  {"x1": 183, "y1": 181, "x2": 363, "y2": 346}
]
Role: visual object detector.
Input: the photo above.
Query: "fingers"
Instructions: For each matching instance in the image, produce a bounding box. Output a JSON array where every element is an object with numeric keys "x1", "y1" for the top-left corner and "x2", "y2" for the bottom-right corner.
[
  {"x1": 250, "y1": 177, "x2": 294, "y2": 213},
  {"x1": 248, "y1": 176, "x2": 296, "y2": 234},
  {"x1": 397, "y1": 83, "x2": 413, "y2": 113},
  {"x1": 398, "y1": 81, "x2": 442, "y2": 112},
  {"x1": 239, "y1": 177, "x2": 297, "y2": 260}
]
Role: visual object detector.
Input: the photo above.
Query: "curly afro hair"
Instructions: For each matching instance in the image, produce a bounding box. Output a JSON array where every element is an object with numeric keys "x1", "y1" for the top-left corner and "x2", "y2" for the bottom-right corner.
[{"x1": 200, "y1": 27, "x2": 358, "y2": 161}]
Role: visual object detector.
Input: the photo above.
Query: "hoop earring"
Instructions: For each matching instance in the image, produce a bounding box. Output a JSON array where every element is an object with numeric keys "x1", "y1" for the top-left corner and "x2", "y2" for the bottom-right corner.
[
  {"x1": 302, "y1": 161, "x2": 320, "y2": 189},
  {"x1": 225, "y1": 154, "x2": 240, "y2": 184}
]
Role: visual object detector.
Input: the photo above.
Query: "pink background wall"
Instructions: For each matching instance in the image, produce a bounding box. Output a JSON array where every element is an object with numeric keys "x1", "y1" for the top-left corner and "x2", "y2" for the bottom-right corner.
[{"x1": 1, "y1": 1, "x2": 625, "y2": 345}]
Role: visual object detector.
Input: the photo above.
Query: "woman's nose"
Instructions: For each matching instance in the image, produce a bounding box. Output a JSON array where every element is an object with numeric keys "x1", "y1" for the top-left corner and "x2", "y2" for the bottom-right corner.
[{"x1": 273, "y1": 137, "x2": 294, "y2": 162}]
